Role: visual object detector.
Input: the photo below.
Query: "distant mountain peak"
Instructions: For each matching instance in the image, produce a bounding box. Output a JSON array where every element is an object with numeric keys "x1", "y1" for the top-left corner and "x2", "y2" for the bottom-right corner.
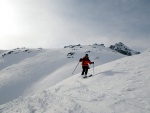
[{"x1": 109, "y1": 42, "x2": 140, "y2": 56}]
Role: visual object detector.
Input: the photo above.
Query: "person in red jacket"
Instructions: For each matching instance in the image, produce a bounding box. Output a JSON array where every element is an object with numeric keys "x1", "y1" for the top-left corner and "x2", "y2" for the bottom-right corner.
[{"x1": 79, "y1": 54, "x2": 94, "y2": 78}]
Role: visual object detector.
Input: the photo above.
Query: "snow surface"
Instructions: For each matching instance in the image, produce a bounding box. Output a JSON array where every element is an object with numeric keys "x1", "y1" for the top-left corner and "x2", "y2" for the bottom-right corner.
[{"x1": 0, "y1": 45, "x2": 150, "y2": 113}]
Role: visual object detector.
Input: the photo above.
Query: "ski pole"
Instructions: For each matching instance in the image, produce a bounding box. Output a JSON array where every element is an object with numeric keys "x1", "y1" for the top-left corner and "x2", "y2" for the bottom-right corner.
[
  {"x1": 72, "y1": 62, "x2": 80, "y2": 75},
  {"x1": 93, "y1": 63, "x2": 94, "y2": 73}
]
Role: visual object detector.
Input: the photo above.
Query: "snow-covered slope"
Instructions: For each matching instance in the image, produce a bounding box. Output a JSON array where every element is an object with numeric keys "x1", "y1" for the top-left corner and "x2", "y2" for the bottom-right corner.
[
  {"x1": 0, "y1": 44, "x2": 125, "y2": 105},
  {"x1": 0, "y1": 48, "x2": 150, "y2": 113},
  {"x1": 110, "y1": 42, "x2": 140, "y2": 56}
]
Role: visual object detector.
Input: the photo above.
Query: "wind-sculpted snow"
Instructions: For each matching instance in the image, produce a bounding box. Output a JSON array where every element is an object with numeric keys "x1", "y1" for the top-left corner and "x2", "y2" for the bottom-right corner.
[
  {"x1": 0, "y1": 49, "x2": 150, "y2": 113},
  {"x1": 0, "y1": 90, "x2": 92, "y2": 113}
]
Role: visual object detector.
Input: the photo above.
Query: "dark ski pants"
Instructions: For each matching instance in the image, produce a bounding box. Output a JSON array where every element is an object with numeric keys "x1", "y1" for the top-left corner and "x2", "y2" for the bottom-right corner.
[{"x1": 81, "y1": 66, "x2": 89, "y2": 75}]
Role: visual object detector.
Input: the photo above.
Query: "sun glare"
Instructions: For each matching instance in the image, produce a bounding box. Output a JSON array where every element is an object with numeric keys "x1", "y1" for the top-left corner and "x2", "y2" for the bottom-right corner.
[{"x1": 0, "y1": 0, "x2": 19, "y2": 37}]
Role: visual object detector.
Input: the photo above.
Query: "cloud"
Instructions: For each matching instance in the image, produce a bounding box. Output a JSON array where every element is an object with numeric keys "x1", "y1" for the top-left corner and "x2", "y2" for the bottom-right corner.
[{"x1": 0, "y1": 0, "x2": 150, "y2": 51}]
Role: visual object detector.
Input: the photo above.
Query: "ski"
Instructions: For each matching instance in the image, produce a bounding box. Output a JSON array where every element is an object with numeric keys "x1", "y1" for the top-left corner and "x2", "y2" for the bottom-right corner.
[
  {"x1": 88, "y1": 74, "x2": 93, "y2": 77},
  {"x1": 82, "y1": 74, "x2": 93, "y2": 78}
]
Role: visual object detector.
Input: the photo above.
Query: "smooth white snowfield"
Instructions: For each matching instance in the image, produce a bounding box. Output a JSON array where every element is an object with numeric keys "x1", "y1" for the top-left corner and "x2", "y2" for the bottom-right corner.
[{"x1": 0, "y1": 48, "x2": 150, "y2": 113}]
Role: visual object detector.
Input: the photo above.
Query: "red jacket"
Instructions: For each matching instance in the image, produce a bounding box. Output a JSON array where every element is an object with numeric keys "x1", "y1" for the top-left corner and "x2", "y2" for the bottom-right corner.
[{"x1": 79, "y1": 57, "x2": 92, "y2": 66}]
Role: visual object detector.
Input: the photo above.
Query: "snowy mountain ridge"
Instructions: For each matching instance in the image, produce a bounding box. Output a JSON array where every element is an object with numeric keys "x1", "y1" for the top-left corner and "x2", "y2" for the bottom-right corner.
[
  {"x1": 0, "y1": 47, "x2": 43, "y2": 70},
  {"x1": 0, "y1": 44, "x2": 125, "y2": 105},
  {"x1": 0, "y1": 48, "x2": 150, "y2": 113},
  {"x1": 0, "y1": 44, "x2": 149, "y2": 113},
  {"x1": 0, "y1": 47, "x2": 43, "y2": 58}
]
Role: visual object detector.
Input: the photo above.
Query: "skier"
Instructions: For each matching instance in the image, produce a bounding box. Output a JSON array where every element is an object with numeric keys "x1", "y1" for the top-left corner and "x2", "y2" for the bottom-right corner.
[{"x1": 79, "y1": 54, "x2": 94, "y2": 78}]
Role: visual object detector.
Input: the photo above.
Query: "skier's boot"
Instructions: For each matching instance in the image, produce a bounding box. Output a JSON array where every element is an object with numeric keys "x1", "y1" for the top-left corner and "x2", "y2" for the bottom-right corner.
[{"x1": 83, "y1": 75, "x2": 87, "y2": 78}]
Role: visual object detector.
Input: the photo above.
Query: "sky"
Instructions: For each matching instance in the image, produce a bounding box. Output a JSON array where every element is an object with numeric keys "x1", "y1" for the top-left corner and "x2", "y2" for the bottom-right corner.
[{"x1": 0, "y1": 0, "x2": 150, "y2": 51}]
